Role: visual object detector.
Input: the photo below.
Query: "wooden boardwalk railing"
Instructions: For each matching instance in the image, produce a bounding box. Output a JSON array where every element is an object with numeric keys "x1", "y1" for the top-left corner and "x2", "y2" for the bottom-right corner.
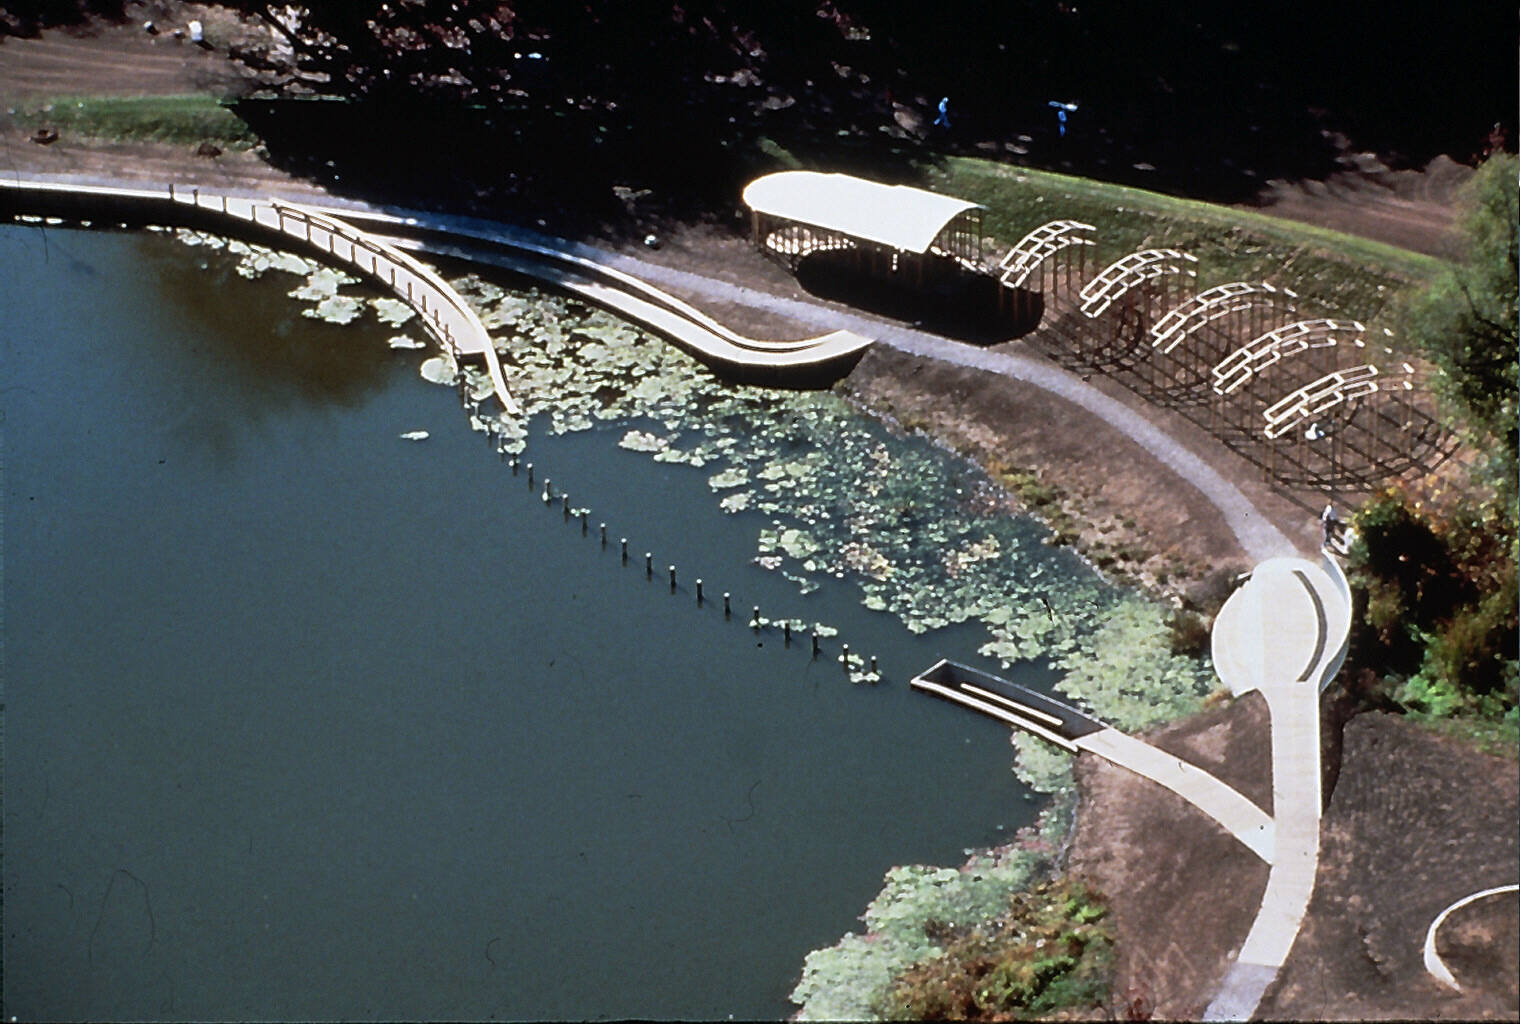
[
  {"x1": 168, "y1": 185, "x2": 519, "y2": 414},
  {"x1": 1, "y1": 177, "x2": 518, "y2": 413}
]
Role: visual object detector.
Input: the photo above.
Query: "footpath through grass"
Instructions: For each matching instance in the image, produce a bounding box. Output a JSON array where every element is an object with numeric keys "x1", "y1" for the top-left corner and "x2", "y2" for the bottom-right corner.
[
  {"x1": 928, "y1": 156, "x2": 1442, "y2": 326},
  {"x1": 11, "y1": 93, "x2": 258, "y2": 148}
]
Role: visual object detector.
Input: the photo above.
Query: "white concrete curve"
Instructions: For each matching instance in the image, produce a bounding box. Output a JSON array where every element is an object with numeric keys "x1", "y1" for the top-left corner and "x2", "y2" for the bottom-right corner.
[{"x1": 1422, "y1": 884, "x2": 1520, "y2": 990}]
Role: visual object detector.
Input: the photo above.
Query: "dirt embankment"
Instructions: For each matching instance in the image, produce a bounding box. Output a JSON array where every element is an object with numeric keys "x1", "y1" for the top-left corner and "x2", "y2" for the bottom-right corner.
[
  {"x1": 838, "y1": 343, "x2": 1322, "y2": 599},
  {"x1": 1069, "y1": 707, "x2": 1518, "y2": 1021},
  {"x1": 1263, "y1": 712, "x2": 1518, "y2": 1020}
]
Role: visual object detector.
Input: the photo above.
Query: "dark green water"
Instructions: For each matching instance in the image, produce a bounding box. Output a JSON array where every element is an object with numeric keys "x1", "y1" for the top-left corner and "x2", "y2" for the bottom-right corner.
[{"x1": 2, "y1": 226, "x2": 1086, "y2": 1021}]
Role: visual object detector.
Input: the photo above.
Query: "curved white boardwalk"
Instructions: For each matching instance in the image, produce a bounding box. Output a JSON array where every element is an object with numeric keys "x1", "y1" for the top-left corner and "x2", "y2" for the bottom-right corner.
[
  {"x1": 0, "y1": 176, "x2": 874, "y2": 390},
  {"x1": 0, "y1": 177, "x2": 520, "y2": 413}
]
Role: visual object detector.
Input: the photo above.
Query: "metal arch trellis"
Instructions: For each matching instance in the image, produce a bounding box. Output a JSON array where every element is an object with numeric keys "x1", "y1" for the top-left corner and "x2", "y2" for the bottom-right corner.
[
  {"x1": 1259, "y1": 362, "x2": 1457, "y2": 488},
  {"x1": 1151, "y1": 282, "x2": 1298, "y2": 353},
  {"x1": 1135, "y1": 281, "x2": 1300, "y2": 407},
  {"x1": 996, "y1": 220, "x2": 1096, "y2": 288},
  {"x1": 1262, "y1": 363, "x2": 1385, "y2": 440},
  {"x1": 1078, "y1": 248, "x2": 1198, "y2": 317},
  {"x1": 1212, "y1": 319, "x2": 1367, "y2": 396},
  {"x1": 1208, "y1": 318, "x2": 1365, "y2": 444}
]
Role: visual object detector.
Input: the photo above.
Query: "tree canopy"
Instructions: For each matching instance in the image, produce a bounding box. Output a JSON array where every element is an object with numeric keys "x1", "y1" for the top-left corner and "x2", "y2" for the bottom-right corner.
[{"x1": 1401, "y1": 152, "x2": 1518, "y2": 503}]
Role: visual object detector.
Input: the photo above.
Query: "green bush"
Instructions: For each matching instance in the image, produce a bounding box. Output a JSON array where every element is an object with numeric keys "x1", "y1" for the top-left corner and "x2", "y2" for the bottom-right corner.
[
  {"x1": 881, "y1": 878, "x2": 1115, "y2": 1021},
  {"x1": 1348, "y1": 486, "x2": 1518, "y2": 728}
]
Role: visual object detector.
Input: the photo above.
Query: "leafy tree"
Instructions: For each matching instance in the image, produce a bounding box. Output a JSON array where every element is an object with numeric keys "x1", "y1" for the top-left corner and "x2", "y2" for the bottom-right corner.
[
  {"x1": 1347, "y1": 486, "x2": 1518, "y2": 722},
  {"x1": 1400, "y1": 152, "x2": 1519, "y2": 507}
]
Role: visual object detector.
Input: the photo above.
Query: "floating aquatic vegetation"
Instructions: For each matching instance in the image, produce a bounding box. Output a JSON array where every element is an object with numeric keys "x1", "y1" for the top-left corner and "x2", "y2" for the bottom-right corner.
[
  {"x1": 372, "y1": 297, "x2": 415, "y2": 327},
  {"x1": 289, "y1": 266, "x2": 357, "y2": 304},
  {"x1": 419, "y1": 355, "x2": 457, "y2": 386},
  {"x1": 618, "y1": 430, "x2": 667, "y2": 453},
  {"x1": 790, "y1": 844, "x2": 1048, "y2": 1021},
  {"x1": 303, "y1": 293, "x2": 365, "y2": 324},
  {"x1": 429, "y1": 275, "x2": 1209, "y2": 737},
  {"x1": 707, "y1": 466, "x2": 748, "y2": 490},
  {"x1": 1050, "y1": 596, "x2": 1213, "y2": 732},
  {"x1": 1011, "y1": 733, "x2": 1074, "y2": 794}
]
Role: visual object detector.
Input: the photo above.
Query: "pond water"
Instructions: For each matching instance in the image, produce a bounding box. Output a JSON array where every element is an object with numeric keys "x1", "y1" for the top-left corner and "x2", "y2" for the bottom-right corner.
[{"x1": 1, "y1": 225, "x2": 1116, "y2": 1021}]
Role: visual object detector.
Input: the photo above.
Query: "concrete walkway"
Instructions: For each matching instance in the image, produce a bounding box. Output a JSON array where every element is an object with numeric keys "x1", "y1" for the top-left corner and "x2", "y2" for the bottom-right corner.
[
  {"x1": 1074, "y1": 728, "x2": 1276, "y2": 863},
  {"x1": 1204, "y1": 553, "x2": 1351, "y2": 1021}
]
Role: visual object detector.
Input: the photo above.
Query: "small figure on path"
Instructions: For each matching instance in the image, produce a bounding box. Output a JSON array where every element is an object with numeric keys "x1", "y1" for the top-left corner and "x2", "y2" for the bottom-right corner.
[
  {"x1": 934, "y1": 96, "x2": 951, "y2": 130},
  {"x1": 1321, "y1": 504, "x2": 1341, "y2": 548}
]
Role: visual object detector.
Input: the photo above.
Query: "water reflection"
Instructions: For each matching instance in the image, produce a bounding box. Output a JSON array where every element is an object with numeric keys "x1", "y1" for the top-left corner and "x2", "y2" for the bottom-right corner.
[{"x1": 137, "y1": 231, "x2": 399, "y2": 410}]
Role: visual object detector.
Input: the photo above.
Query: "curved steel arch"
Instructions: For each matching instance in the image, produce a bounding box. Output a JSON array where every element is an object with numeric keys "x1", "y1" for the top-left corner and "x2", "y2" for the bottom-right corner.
[
  {"x1": 1078, "y1": 248, "x2": 1197, "y2": 317},
  {"x1": 1213, "y1": 319, "x2": 1365, "y2": 396},
  {"x1": 1261, "y1": 363, "x2": 1397, "y2": 440},
  {"x1": 1152, "y1": 282, "x2": 1297, "y2": 353},
  {"x1": 996, "y1": 219, "x2": 1095, "y2": 287}
]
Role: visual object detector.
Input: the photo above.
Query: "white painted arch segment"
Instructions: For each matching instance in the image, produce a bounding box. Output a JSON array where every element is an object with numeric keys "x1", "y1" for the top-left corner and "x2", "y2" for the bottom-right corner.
[
  {"x1": 1078, "y1": 248, "x2": 1197, "y2": 317},
  {"x1": 1212, "y1": 318, "x2": 1366, "y2": 396},
  {"x1": 1260, "y1": 363, "x2": 1414, "y2": 440},
  {"x1": 1151, "y1": 281, "x2": 1297, "y2": 353},
  {"x1": 1423, "y1": 884, "x2": 1520, "y2": 990},
  {"x1": 997, "y1": 219, "x2": 1095, "y2": 287},
  {"x1": 742, "y1": 171, "x2": 983, "y2": 255}
]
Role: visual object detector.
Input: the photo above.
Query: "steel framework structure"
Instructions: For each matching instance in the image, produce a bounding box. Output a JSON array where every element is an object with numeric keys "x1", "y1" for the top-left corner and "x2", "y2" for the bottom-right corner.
[{"x1": 1006, "y1": 232, "x2": 1455, "y2": 492}]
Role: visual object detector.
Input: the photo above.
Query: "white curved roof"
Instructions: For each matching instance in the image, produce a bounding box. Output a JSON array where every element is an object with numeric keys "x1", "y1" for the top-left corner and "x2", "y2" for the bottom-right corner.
[{"x1": 742, "y1": 171, "x2": 982, "y2": 255}]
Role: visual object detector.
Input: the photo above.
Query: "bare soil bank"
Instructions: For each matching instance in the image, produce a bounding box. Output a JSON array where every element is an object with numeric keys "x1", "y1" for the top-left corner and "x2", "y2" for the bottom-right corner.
[
  {"x1": 837, "y1": 343, "x2": 1321, "y2": 596},
  {"x1": 1070, "y1": 707, "x2": 1519, "y2": 1020}
]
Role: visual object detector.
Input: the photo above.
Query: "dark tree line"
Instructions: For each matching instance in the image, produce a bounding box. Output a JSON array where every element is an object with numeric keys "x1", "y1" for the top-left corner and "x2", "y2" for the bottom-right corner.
[{"x1": 5, "y1": 0, "x2": 1513, "y2": 208}]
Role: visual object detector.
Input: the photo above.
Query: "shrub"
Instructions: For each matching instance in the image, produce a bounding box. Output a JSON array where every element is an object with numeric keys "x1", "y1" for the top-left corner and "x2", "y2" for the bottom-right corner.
[{"x1": 881, "y1": 878, "x2": 1115, "y2": 1021}]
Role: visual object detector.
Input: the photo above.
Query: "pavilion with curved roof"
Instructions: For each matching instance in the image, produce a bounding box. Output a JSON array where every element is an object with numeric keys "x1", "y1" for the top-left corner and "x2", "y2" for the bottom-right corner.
[{"x1": 741, "y1": 170, "x2": 986, "y2": 277}]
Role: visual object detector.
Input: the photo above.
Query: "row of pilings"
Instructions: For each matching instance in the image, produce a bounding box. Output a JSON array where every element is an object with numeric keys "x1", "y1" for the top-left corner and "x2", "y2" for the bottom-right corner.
[{"x1": 454, "y1": 377, "x2": 883, "y2": 684}]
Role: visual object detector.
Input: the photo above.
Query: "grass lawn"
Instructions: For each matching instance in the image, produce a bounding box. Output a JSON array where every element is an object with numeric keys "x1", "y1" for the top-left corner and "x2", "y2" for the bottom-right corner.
[
  {"x1": 928, "y1": 156, "x2": 1442, "y2": 328},
  {"x1": 12, "y1": 93, "x2": 258, "y2": 148}
]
